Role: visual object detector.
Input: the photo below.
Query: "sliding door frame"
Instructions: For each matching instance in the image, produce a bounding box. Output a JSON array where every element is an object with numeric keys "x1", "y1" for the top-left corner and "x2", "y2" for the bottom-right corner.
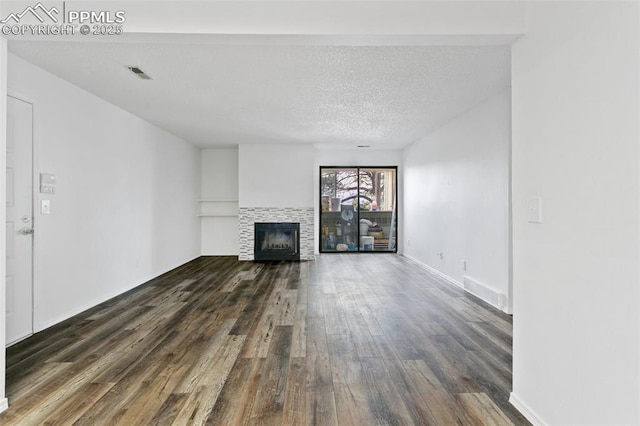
[{"x1": 319, "y1": 166, "x2": 398, "y2": 254}]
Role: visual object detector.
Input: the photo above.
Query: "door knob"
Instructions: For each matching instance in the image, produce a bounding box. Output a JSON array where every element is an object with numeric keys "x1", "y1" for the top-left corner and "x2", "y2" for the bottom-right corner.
[{"x1": 19, "y1": 227, "x2": 34, "y2": 235}]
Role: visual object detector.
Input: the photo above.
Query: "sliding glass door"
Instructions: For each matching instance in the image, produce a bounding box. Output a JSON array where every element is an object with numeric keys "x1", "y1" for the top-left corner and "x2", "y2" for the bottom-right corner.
[{"x1": 320, "y1": 166, "x2": 397, "y2": 253}]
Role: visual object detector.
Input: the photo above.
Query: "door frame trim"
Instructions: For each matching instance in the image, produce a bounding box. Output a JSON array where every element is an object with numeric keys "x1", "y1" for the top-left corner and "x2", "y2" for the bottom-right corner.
[{"x1": 6, "y1": 91, "x2": 36, "y2": 346}]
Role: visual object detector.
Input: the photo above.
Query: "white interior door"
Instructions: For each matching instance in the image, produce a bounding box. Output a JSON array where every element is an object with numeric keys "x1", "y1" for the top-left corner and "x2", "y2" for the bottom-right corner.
[{"x1": 6, "y1": 95, "x2": 34, "y2": 346}]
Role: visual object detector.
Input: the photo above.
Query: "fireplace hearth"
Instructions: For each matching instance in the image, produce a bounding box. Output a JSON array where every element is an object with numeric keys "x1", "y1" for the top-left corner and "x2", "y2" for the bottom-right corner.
[{"x1": 254, "y1": 222, "x2": 300, "y2": 261}]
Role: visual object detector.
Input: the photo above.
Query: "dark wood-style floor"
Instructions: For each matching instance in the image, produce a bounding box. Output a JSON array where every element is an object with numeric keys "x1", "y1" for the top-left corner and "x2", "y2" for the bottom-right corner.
[{"x1": 1, "y1": 255, "x2": 529, "y2": 425}]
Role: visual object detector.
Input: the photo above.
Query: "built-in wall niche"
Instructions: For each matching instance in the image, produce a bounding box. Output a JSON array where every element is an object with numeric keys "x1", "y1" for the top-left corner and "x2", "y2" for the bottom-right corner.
[
  {"x1": 198, "y1": 199, "x2": 240, "y2": 256},
  {"x1": 197, "y1": 199, "x2": 239, "y2": 218},
  {"x1": 319, "y1": 166, "x2": 397, "y2": 253}
]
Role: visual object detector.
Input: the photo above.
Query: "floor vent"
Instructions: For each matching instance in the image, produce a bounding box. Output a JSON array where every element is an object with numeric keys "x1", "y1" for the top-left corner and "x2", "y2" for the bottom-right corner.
[{"x1": 463, "y1": 275, "x2": 505, "y2": 310}]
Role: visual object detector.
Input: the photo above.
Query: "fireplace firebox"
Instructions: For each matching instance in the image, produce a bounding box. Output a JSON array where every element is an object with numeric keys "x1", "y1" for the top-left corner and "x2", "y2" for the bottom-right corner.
[{"x1": 254, "y1": 222, "x2": 300, "y2": 261}]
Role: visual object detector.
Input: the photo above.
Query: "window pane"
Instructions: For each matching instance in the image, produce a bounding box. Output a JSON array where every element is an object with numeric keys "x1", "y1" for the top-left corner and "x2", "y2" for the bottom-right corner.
[
  {"x1": 321, "y1": 168, "x2": 358, "y2": 211},
  {"x1": 359, "y1": 168, "x2": 396, "y2": 251},
  {"x1": 320, "y1": 168, "x2": 358, "y2": 251}
]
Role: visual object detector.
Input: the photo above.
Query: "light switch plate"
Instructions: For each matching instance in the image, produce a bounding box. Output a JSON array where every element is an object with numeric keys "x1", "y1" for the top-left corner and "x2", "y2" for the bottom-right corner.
[
  {"x1": 41, "y1": 199, "x2": 50, "y2": 215},
  {"x1": 527, "y1": 196, "x2": 542, "y2": 224}
]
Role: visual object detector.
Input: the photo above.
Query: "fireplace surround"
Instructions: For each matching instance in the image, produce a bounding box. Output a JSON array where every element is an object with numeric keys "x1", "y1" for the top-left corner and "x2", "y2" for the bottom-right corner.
[
  {"x1": 238, "y1": 207, "x2": 314, "y2": 261},
  {"x1": 254, "y1": 222, "x2": 300, "y2": 261}
]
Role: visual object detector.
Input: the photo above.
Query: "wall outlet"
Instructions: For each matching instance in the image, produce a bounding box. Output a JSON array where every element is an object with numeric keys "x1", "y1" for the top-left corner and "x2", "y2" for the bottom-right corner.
[
  {"x1": 462, "y1": 260, "x2": 467, "y2": 271},
  {"x1": 407, "y1": 239, "x2": 411, "y2": 247}
]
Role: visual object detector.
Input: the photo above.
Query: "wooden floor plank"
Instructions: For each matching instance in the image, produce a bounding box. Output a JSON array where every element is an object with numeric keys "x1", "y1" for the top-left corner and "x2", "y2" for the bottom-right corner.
[
  {"x1": 290, "y1": 303, "x2": 307, "y2": 358},
  {"x1": 206, "y1": 358, "x2": 264, "y2": 425},
  {"x1": 0, "y1": 255, "x2": 528, "y2": 426},
  {"x1": 5, "y1": 352, "x2": 121, "y2": 425},
  {"x1": 360, "y1": 357, "x2": 418, "y2": 425},
  {"x1": 457, "y1": 392, "x2": 515, "y2": 426},
  {"x1": 6, "y1": 362, "x2": 71, "y2": 403},
  {"x1": 147, "y1": 393, "x2": 188, "y2": 425},
  {"x1": 402, "y1": 358, "x2": 472, "y2": 425},
  {"x1": 332, "y1": 382, "x2": 379, "y2": 426},
  {"x1": 248, "y1": 325, "x2": 293, "y2": 425},
  {"x1": 305, "y1": 317, "x2": 338, "y2": 425},
  {"x1": 41, "y1": 381, "x2": 115, "y2": 425}
]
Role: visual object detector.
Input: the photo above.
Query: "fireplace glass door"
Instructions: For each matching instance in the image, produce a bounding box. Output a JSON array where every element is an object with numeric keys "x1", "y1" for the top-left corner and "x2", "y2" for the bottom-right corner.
[
  {"x1": 254, "y1": 222, "x2": 300, "y2": 261},
  {"x1": 320, "y1": 167, "x2": 397, "y2": 253}
]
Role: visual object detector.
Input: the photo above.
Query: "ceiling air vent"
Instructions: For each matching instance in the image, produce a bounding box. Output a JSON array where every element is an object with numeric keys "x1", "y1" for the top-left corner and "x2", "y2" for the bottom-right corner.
[{"x1": 126, "y1": 66, "x2": 152, "y2": 80}]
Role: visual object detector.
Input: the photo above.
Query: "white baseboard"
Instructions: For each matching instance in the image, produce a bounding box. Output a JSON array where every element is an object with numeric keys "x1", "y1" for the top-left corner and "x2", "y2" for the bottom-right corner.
[
  {"x1": 0, "y1": 397, "x2": 8, "y2": 413},
  {"x1": 402, "y1": 254, "x2": 463, "y2": 289},
  {"x1": 401, "y1": 254, "x2": 510, "y2": 313},
  {"x1": 509, "y1": 392, "x2": 547, "y2": 426}
]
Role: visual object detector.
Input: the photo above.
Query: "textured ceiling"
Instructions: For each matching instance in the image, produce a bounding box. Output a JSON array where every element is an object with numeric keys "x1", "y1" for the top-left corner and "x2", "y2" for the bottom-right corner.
[{"x1": 8, "y1": 38, "x2": 510, "y2": 149}]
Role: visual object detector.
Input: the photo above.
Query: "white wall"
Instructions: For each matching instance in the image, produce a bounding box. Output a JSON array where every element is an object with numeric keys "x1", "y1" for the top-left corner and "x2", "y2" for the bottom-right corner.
[
  {"x1": 511, "y1": 2, "x2": 639, "y2": 425},
  {"x1": 314, "y1": 148, "x2": 402, "y2": 168},
  {"x1": 238, "y1": 145, "x2": 401, "y2": 258},
  {"x1": 114, "y1": 1, "x2": 526, "y2": 39},
  {"x1": 201, "y1": 148, "x2": 239, "y2": 255},
  {"x1": 237, "y1": 144, "x2": 315, "y2": 260},
  {"x1": 402, "y1": 90, "x2": 511, "y2": 312},
  {"x1": 8, "y1": 54, "x2": 201, "y2": 331},
  {"x1": 239, "y1": 144, "x2": 314, "y2": 208}
]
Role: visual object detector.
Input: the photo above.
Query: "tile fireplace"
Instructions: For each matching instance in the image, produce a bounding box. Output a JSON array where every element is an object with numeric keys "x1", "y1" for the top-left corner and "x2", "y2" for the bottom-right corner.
[{"x1": 238, "y1": 207, "x2": 314, "y2": 261}]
